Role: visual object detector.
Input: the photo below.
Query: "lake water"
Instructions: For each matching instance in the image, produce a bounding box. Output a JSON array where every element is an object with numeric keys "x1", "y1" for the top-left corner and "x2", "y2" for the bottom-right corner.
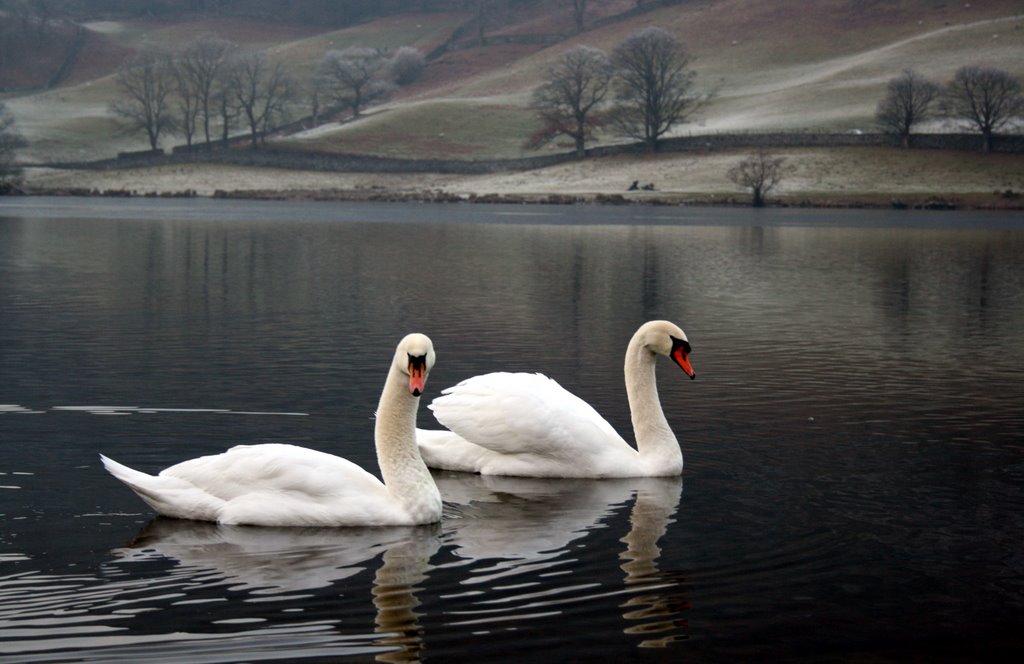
[{"x1": 1, "y1": 197, "x2": 1022, "y2": 662}]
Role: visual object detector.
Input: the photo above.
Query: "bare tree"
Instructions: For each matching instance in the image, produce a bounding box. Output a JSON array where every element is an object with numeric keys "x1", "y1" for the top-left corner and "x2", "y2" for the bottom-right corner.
[
  {"x1": 172, "y1": 60, "x2": 200, "y2": 148},
  {"x1": 0, "y1": 101, "x2": 27, "y2": 192},
  {"x1": 875, "y1": 68, "x2": 940, "y2": 148},
  {"x1": 226, "y1": 49, "x2": 294, "y2": 148},
  {"x1": 308, "y1": 83, "x2": 323, "y2": 128},
  {"x1": 316, "y1": 47, "x2": 391, "y2": 119},
  {"x1": 177, "y1": 34, "x2": 235, "y2": 149},
  {"x1": 529, "y1": 45, "x2": 613, "y2": 159},
  {"x1": 389, "y1": 46, "x2": 426, "y2": 86},
  {"x1": 610, "y1": 27, "x2": 708, "y2": 152},
  {"x1": 728, "y1": 150, "x2": 792, "y2": 207},
  {"x1": 110, "y1": 47, "x2": 177, "y2": 151},
  {"x1": 942, "y1": 65, "x2": 1023, "y2": 153},
  {"x1": 213, "y1": 75, "x2": 240, "y2": 147}
]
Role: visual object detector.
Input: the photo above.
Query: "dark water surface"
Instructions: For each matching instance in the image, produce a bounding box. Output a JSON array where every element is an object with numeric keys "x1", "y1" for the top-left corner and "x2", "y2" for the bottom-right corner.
[{"x1": 1, "y1": 197, "x2": 1022, "y2": 662}]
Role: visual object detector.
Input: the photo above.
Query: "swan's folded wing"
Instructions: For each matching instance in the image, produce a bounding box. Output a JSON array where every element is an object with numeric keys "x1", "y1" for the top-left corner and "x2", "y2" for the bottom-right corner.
[
  {"x1": 163, "y1": 443, "x2": 386, "y2": 500},
  {"x1": 162, "y1": 444, "x2": 401, "y2": 527},
  {"x1": 428, "y1": 372, "x2": 624, "y2": 461}
]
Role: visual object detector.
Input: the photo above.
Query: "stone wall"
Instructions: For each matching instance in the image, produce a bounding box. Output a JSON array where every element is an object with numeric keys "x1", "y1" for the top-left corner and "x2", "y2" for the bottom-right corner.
[{"x1": 72, "y1": 131, "x2": 1021, "y2": 176}]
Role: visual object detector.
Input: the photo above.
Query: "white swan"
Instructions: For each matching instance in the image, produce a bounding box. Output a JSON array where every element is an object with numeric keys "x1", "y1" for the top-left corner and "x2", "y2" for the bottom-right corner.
[
  {"x1": 417, "y1": 320, "x2": 695, "y2": 478},
  {"x1": 101, "y1": 333, "x2": 442, "y2": 527}
]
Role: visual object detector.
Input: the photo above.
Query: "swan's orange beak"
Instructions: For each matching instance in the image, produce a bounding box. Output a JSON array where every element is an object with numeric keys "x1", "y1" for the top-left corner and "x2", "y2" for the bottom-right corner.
[
  {"x1": 671, "y1": 346, "x2": 696, "y2": 380},
  {"x1": 408, "y1": 356, "x2": 428, "y2": 396}
]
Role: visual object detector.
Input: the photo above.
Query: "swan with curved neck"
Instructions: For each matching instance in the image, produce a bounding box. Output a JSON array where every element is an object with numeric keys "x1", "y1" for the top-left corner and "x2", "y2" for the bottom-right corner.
[
  {"x1": 101, "y1": 333, "x2": 442, "y2": 527},
  {"x1": 416, "y1": 321, "x2": 695, "y2": 478}
]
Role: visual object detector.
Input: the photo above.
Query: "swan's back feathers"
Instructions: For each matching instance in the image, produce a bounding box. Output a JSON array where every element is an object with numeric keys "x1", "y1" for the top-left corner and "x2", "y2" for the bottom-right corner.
[
  {"x1": 102, "y1": 445, "x2": 409, "y2": 527},
  {"x1": 427, "y1": 373, "x2": 634, "y2": 476},
  {"x1": 162, "y1": 444, "x2": 381, "y2": 501}
]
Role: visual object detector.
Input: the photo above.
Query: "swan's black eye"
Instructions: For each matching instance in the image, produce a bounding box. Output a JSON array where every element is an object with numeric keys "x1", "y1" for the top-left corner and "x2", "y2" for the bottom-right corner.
[{"x1": 670, "y1": 336, "x2": 691, "y2": 355}]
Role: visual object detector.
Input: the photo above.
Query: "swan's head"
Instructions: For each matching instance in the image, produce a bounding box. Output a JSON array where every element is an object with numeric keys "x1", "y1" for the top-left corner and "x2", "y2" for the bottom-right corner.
[
  {"x1": 396, "y1": 333, "x2": 436, "y2": 397},
  {"x1": 638, "y1": 320, "x2": 695, "y2": 380}
]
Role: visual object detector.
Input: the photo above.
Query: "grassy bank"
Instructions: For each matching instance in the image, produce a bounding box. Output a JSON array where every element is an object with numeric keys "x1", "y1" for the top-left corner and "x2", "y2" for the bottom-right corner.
[{"x1": 18, "y1": 146, "x2": 1024, "y2": 211}]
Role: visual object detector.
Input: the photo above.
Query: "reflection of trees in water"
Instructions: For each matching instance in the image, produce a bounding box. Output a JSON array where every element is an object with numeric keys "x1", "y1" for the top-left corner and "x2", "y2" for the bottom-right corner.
[{"x1": 852, "y1": 232, "x2": 1016, "y2": 343}]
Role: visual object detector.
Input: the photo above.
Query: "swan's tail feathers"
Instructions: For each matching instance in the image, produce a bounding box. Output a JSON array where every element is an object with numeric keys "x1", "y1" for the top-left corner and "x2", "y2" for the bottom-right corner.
[
  {"x1": 415, "y1": 429, "x2": 490, "y2": 473},
  {"x1": 99, "y1": 454, "x2": 223, "y2": 521},
  {"x1": 100, "y1": 454, "x2": 154, "y2": 490}
]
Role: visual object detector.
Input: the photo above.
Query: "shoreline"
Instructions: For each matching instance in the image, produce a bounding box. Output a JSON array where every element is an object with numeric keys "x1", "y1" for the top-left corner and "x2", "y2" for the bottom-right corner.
[
  {"x1": 13, "y1": 145, "x2": 1024, "y2": 212},
  {"x1": 12, "y1": 185, "x2": 1024, "y2": 212}
]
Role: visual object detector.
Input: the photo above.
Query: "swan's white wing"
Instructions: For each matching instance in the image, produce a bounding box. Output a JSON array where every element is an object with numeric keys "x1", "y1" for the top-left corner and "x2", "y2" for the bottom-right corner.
[
  {"x1": 104, "y1": 444, "x2": 406, "y2": 527},
  {"x1": 169, "y1": 444, "x2": 401, "y2": 526},
  {"x1": 162, "y1": 443, "x2": 382, "y2": 499},
  {"x1": 427, "y1": 373, "x2": 633, "y2": 472},
  {"x1": 416, "y1": 428, "x2": 496, "y2": 473}
]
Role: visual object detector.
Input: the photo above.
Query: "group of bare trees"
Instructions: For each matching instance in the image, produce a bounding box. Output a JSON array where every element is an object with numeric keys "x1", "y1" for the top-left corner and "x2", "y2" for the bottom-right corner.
[
  {"x1": 111, "y1": 35, "x2": 297, "y2": 151},
  {"x1": 311, "y1": 45, "x2": 425, "y2": 123},
  {"x1": 529, "y1": 27, "x2": 710, "y2": 158},
  {"x1": 876, "y1": 65, "x2": 1022, "y2": 152},
  {"x1": 315, "y1": 48, "x2": 390, "y2": 120},
  {"x1": 725, "y1": 65, "x2": 1022, "y2": 207},
  {"x1": 112, "y1": 34, "x2": 428, "y2": 151}
]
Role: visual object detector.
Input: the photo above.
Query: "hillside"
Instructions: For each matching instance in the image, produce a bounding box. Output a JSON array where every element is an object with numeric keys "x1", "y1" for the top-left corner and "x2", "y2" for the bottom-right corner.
[
  {"x1": 292, "y1": 0, "x2": 1024, "y2": 158},
  {"x1": 4, "y1": 0, "x2": 1024, "y2": 204}
]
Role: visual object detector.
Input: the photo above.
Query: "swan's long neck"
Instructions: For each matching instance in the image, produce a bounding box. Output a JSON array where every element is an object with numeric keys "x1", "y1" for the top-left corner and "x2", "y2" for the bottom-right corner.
[
  {"x1": 375, "y1": 367, "x2": 442, "y2": 523},
  {"x1": 625, "y1": 334, "x2": 683, "y2": 475}
]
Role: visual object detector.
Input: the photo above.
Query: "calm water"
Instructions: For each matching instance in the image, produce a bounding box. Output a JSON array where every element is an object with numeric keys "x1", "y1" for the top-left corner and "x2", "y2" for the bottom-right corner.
[{"x1": 1, "y1": 197, "x2": 1023, "y2": 662}]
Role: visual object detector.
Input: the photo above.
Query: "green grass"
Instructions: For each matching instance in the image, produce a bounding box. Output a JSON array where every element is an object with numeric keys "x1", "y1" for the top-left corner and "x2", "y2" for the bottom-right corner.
[
  {"x1": 20, "y1": 114, "x2": 134, "y2": 162},
  {"x1": 285, "y1": 101, "x2": 545, "y2": 160}
]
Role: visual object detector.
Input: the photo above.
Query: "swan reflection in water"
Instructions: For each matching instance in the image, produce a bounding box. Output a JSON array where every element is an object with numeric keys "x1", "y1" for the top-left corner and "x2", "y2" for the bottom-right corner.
[
  {"x1": 111, "y1": 521, "x2": 440, "y2": 662},
  {"x1": 109, "y1": 473, "x2": 686, "y2": 658},
  {"x1": 434, "y1": 473, "x2": 688, "y2": 648}
]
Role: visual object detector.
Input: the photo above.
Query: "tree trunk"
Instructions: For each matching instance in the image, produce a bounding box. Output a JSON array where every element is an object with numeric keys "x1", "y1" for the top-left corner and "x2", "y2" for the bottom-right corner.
[{"x1": 202, "y1": 106, "x2": 212, "y2": 148}]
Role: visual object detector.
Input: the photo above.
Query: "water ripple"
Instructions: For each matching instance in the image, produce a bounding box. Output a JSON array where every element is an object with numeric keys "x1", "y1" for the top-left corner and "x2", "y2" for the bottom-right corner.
[
  {"x1": 429, "y1": 474, "x2": 690, "y2": 648},
  {"x1": 0, "y1": 522, "x2": 441, "y2": 663}
]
